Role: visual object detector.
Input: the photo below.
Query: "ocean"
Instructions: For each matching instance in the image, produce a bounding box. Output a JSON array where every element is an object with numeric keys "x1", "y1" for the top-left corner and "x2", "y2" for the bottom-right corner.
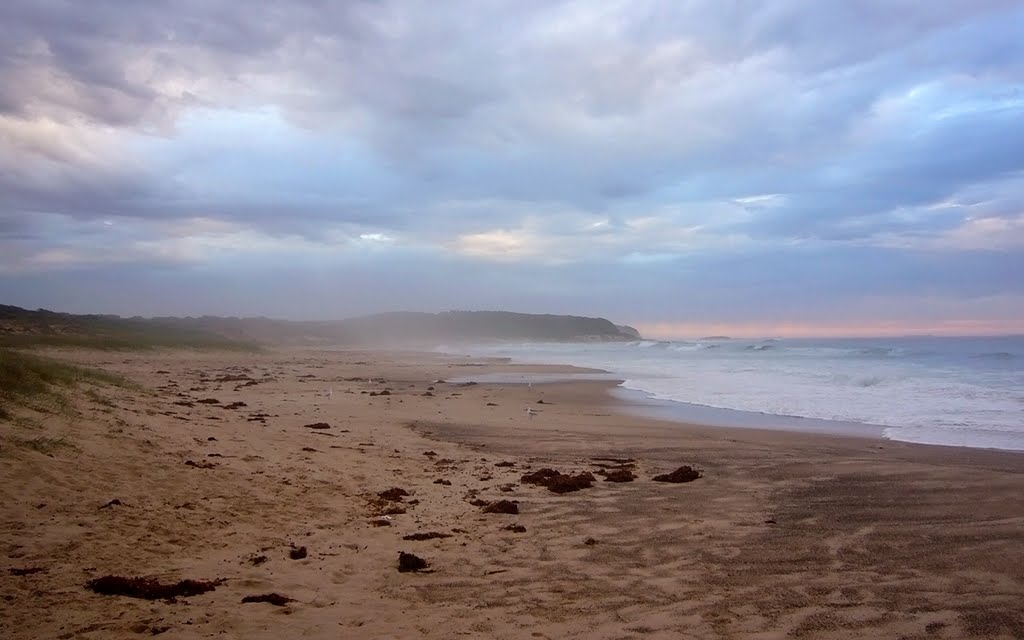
[{"x1": 454, "y1": 336, "x2": 1024, "y2": 452}]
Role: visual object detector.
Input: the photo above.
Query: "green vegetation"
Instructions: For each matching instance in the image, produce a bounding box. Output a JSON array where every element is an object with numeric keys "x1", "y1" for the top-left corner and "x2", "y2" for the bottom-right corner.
[
  {"x1": 0, "y1": 348, "x2": 131, "y2": 417},
  {"x1": 0, "y1": 304, "x2": 262, "y2": 351},
  {"x1": 0, "y1": 303, "x2": 639, "y2": 348},
  {"x1": 0, "y1": 330, "x2": 259, "y2": 351}
]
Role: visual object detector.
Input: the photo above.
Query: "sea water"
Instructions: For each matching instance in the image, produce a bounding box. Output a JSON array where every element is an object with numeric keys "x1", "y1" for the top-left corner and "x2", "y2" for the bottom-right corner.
[{"x1": 455, "y1": 336, "x2": 1024, "y2": 452}]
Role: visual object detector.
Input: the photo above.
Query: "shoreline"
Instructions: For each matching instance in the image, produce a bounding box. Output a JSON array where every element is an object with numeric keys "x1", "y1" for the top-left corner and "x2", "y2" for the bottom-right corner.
[
  {"x1": 447, "y1": 337, "x2": 1024, "y2": 453},
  {"x1": 3, "y1": 347, "x2": 1022, "y2": 639},
  {"x1": 448, "y1": 366, "x2": 1024, "y2": 455}
]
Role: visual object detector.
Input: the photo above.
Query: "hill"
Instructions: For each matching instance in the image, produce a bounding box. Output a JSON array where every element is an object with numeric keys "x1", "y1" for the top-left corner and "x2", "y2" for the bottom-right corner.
[
  {"x1": 0, "y1": 305, "x2": 640, "y2": 348},
  {"x1": 332, "y1": 311, "x2": 639, "y2": 343}
]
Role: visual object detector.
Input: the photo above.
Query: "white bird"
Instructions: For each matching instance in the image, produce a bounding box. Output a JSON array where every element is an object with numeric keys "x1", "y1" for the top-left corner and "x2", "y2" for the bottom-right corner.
[{"x1": 525, "y1": 408, "x2": 538, "y2": 420}]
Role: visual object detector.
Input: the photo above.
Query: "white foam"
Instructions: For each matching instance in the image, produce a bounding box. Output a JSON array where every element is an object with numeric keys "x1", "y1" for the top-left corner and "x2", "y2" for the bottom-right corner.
[{"x1": 465, "y1": 337, "x2": 1024, "y2": 452}]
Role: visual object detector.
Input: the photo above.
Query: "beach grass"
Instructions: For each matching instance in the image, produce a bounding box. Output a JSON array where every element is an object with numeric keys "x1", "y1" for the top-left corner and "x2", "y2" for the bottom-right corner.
[
  {"x1": 0, "y1": 348, "x2": 133, "y2": 418},
  {"x1": 11, "y1": 435, "x2": 73, "y2": 454}
]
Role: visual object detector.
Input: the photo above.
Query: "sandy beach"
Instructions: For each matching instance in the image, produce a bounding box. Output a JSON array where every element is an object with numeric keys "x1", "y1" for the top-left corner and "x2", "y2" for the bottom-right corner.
[{"x1": 2, "y1": 348, "x2": 1023, "y2": 639}]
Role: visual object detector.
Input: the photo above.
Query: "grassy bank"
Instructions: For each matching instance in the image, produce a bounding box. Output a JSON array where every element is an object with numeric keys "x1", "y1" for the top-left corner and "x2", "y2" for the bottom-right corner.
[
  {"x1": 0, "y1": 348, "x2": 131, "y2": 419},
  {"x1": 0, "y1": 332, "x2": 261, "y2": 351},
  {"x1": 0, "y1": 304, "x2": 263, "y2": 351}
]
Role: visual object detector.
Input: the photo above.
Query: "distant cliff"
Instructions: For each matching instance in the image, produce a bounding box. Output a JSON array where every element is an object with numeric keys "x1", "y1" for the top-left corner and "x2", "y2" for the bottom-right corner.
[
  {"x1": 0, "y1": 305, "x2": 640, "y2": 347},
  {"x1": 615, "y1": 324, "x2": 641, "y2": 339},
  {"x1": 334, "y1": 311, "x2": 639, "y2": 343}
]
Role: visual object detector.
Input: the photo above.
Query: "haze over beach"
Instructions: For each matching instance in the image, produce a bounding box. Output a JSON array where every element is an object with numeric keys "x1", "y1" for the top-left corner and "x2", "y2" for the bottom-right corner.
[{"x1": 2, "y1": 2, "x2": 1024, "y2": 639}]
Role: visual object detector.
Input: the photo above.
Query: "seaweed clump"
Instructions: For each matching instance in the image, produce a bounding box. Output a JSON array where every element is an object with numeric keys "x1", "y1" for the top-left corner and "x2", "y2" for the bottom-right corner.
[
  {"x1": 241, "y1": 593, "x2": 292, "y2": 606},
  {"x1": 402, "y1": 532, "x2": 453, "y2": 541},
  {"x1": 85, "y1": 575, "x2": 224, "y2": 601},
  {"x1": 652, "y1": 465, "x2": 701, "y2": 483},
  {"x1": 482, "y1": 499, "x2": 520, "y2": 514},
  {"x1": 398, "y1": 552, "x2": 429, "y2": 573},
  {"x1": 378, "y1": 487, "x2": 410, "y2": 501},
  {"x1": 597, "y1": 467, "x2": 637, "y2": 482},
  {"x1": 521, "y1": 468, "x2": 595, "y2": 493}
]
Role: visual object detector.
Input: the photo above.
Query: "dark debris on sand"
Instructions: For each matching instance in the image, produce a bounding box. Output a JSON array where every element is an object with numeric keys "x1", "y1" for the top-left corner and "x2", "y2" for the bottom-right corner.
[
  {"x1": 652, "y1": 465, "x2": 702, "y2": 483},
  {"x1": 402, "y1": 531, "x2": 453, "y2": 541},
  {"x1": 482, "y1": 499, "x2": 520, "y2": 514},
  {"x1": 520, "y1": 468, "x2": 561, "y2": 485},
  {"x1": 597, "y1": 467, "x2": 637, "y2": 482},
  {"x1": 398, "y1": 551, "x2": 429, "y2": 573},
  {"x1": 504, "y1": 524, "x2": 527, "y2": 533},
  {"x1": 548, "y1": 472, "x2": 595, "y2": 493},
  {"x1": 521, "y1": 468, "x2": 595, "y2": 493},
  {"x1": 241, "y1": 593, "x2": 292, "y2": 606},
  {"x1": 288, "y1": 546, "x2": 308, "y2": 560},
  {"x1": 302, "y1": 422, "x2": 332, "y2": 430},
  {"x1": 378, "y1": 487, "x2": 410, "y2": 501},
  {"x1": 184, "y1": 460, "x2": 216, "y2": 469},
  {"x1": 85, "y1": 575, "x2": 224, "y2": 602},
  {"x1": 591, "y1": 457, "x2": 637, "y2": 465},
  {"x1": 10, "y1": 567, "x2": 45, "y2": 576}
]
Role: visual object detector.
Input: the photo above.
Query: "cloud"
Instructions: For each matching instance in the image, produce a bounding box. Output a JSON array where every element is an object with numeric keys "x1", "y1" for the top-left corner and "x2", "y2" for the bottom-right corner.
[{"x1": 0, "y1": 0, "x2": 1022, "y2": 331}]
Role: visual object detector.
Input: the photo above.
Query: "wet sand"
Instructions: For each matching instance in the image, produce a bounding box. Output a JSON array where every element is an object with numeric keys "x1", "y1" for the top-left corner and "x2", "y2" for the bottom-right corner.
[{"x1": 2, "y1": 348, "x2": 1023, "y2": 639}]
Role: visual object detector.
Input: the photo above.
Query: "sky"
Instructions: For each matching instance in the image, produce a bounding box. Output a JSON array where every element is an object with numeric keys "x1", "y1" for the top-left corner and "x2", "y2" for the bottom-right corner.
[{"x1": 1, "y1": 0, "x2": 1023, "y2": 338}]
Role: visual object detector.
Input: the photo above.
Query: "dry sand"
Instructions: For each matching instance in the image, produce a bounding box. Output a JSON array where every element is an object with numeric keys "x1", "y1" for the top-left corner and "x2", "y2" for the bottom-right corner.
[{"x1": 2, "y1": 348, "x2": 1023, "y2": 639}]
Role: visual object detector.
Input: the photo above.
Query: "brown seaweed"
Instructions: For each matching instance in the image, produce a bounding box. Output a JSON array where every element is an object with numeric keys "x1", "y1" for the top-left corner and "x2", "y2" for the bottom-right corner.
[
  {"x1": 482, "y1": 499, "x2": 520, "y2": 514},
  {"x1": 397, "y1": 551, "x2": 429, "y2": 573},
  {"x1": 85, "y1": 575, "x2": 224, "y2": 601},
  {"x1": 241, "y1": 593, "x2": 292, "y2": 606},
  {"x1": 652, "y1": 465, "x2": 701, "y2": 483},
  {"x1": 402, "y1": 532, "x2": 453, "y2": 541}
]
